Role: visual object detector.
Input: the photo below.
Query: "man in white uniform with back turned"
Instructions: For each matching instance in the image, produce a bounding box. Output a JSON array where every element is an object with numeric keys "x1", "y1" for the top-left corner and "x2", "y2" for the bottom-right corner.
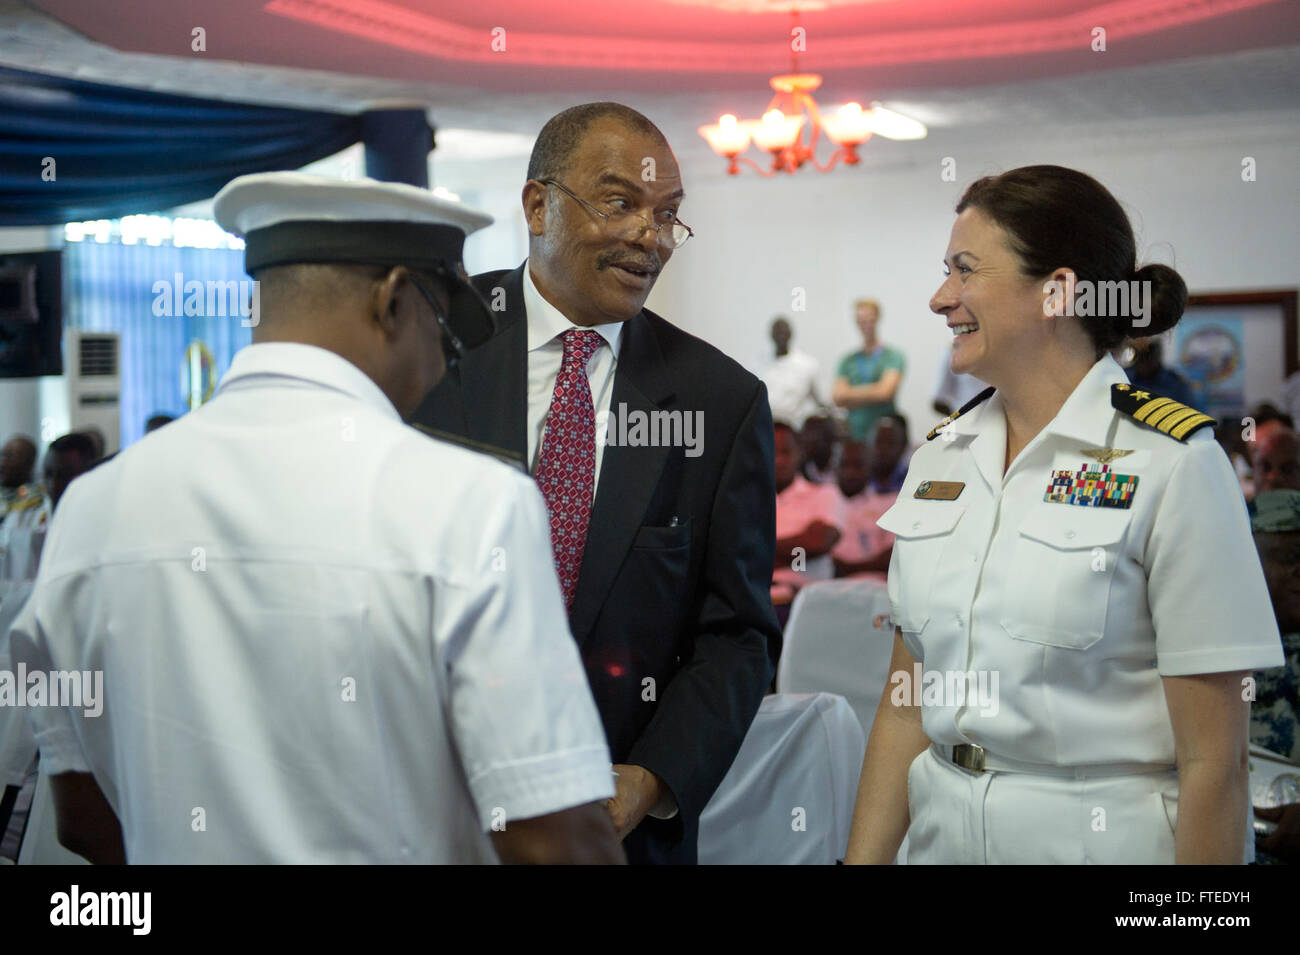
[{"x1": 7, "y1": 173, "x2": 623, "y2": 864}]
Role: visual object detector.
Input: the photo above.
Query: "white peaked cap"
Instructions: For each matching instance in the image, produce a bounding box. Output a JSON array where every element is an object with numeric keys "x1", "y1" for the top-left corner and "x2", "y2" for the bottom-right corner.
[{"x1": 213, "y1": 171, "x2": 491, "y2": 238}]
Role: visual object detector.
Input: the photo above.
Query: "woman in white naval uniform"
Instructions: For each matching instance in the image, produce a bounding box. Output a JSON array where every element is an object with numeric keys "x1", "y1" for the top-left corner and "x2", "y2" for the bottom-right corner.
[{"x1": 844, "y1": 166, "x2": 1285, "y2": 865}]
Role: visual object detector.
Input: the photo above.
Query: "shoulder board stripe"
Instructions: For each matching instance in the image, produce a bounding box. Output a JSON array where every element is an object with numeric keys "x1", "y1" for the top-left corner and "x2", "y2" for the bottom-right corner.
[
  {"x1": 1170, "y1": 412, "x2": 1215, "y2": 440},
  {"x1": 1146, "y1": 400, "x2": 1194, "y2": 428},
  {"x1": 1134, "y1": 397, "x2": 1175, "y2": 423},
  {"x1": 1155, "y1": 405, "x2": 1200, "y2": 433},
  {"x1": 1111, "y1": 383, "x2": 1213, "y2": 442}
]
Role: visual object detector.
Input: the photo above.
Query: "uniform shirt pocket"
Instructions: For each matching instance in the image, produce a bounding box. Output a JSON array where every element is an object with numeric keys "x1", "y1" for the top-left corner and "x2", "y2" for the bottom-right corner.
[
  {"x1": 1000, "y1": 504, "x2": 1131, "y2": 650},
  {"x1": 877, "y1": 501, "x2": 967, "y2": 636}
]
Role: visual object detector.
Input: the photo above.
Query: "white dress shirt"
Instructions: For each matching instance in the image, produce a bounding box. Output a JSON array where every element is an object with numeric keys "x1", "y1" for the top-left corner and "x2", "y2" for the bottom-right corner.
[
  {"x1": 524, "y1": 261, "x2": 623, "y2": 491},
  {"x1": 761, "y1": 348, "x2": 821, "y2": 428},
  {"x1": 521, "y1": 264, "x2": 679, "y2": 820},
  {"x1": 8, "y1": 342, "x2": 614, "y2": 863},
  {"x1": 879, "y1": 354, "x2": 1285, "y2": 767}
]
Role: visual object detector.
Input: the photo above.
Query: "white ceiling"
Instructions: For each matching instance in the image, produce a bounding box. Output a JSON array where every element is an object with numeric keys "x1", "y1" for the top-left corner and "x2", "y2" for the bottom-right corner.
[{"x1": 3, "y1": 0, "x2": 1299, "y2": 175}]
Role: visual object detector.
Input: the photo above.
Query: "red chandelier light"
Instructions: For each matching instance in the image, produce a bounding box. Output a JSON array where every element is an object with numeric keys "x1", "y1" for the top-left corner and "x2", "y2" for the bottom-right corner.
[{"x1": 698, "y1": 13, "x2": 925, "y2": 177}]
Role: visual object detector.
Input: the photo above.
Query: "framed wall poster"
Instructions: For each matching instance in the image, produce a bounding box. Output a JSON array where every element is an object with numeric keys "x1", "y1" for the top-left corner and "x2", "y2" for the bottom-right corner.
[{"x1": 1162, "y1": 290, "x2": 1299, "y2": 421}]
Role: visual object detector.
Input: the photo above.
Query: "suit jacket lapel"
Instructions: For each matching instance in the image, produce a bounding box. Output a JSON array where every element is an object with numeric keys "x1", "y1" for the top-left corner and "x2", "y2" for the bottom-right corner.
[
  {"x1": 460, "y1": 265, "x2": 528, "y2": 461},
  {"x1": 569, "y1": 313, "x2": 676, "y2": 643}
]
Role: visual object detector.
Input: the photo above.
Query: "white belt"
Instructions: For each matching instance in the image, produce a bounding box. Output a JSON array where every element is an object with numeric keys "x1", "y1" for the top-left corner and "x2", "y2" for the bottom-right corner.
[{"x1": 935, "y1": 743, "x2": 1174, "y2": 778}]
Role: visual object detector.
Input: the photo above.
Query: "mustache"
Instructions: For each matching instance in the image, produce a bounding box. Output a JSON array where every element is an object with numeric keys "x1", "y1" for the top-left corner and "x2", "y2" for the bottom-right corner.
[{"x1": 597, "y1": 251, "x2": 662, "y2": 274}]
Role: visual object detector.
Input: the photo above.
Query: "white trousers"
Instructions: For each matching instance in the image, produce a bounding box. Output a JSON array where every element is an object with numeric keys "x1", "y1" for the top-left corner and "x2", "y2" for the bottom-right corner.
[{"x1": 905, "y1": 746, "x2": 1181, "y2": 864}]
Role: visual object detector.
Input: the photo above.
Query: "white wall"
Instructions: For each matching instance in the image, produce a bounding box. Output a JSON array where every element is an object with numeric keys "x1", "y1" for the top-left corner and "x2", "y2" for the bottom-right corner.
[
  {"x1": 644, "y1": 111, "x2": 1300, "y2": 436},
  {"x1": 439, "y1": 110, "x2": 1300, "y2": 438}
]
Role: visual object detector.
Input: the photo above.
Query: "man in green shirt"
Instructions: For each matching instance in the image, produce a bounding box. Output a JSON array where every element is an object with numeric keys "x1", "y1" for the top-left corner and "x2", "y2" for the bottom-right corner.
[{"x1": 832, "y1": 298, "x2": 905, "y2": 441}]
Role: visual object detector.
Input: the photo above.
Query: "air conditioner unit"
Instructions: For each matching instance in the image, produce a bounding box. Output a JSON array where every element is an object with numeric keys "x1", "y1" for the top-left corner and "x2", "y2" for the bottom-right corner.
[{"x1": 64, "y1": 331, "x2": 121, "y2": 456}]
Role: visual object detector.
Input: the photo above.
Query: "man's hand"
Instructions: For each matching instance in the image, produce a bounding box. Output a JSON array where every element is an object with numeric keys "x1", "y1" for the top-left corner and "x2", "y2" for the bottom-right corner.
[{"x1": 605, "y1": 764, "x2": 665, "y2": 840}]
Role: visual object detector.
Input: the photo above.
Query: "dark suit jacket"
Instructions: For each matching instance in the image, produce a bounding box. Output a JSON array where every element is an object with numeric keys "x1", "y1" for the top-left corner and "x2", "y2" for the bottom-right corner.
[{"x1": 413, "y1": 264, "x2": 780, "y2": 864}]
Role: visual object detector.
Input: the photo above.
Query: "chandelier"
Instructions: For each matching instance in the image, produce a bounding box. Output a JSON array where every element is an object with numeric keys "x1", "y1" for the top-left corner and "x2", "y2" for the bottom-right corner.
[{"x1": 698, "y1": 14, "x2": 926, "y2": 176}]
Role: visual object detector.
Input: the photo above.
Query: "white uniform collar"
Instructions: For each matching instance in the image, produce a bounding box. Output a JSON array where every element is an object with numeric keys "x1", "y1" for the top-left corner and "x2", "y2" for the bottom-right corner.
[
  {"x1": 949, "y1": 353, "x2": 1126, "y2": 447},
  {"x1": 523, "y1": 259, "x2": 624, "y2": 356},
  {"x1": 216, "y1": 342, "x2": 400, "y2": 420}
]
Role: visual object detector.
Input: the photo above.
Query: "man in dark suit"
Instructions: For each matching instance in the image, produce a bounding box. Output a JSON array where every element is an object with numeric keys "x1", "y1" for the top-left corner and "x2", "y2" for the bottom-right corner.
[{"x1": 414, "y1": 103, "x2": 779, "y2": 864}]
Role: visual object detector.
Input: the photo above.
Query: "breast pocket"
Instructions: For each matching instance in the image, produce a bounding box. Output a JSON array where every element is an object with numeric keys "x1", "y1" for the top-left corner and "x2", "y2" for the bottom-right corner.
[
  {"x1": 876, "y1": 501, "x2": 967, "y2": 636},
  {"x1": 1000, "y1": 505, "x2": 1131, "y2": 650},
  {"x1": 632, "y1": 520, "x2": 691, "y2": 551}
]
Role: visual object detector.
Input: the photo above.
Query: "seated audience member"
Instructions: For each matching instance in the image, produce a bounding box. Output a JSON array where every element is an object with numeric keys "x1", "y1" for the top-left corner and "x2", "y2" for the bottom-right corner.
[
  {"x1": 0, "y1": 433, "x2": 99, "y2": 582},
  {"x1": 1252, "y1": 427, "x2": 1300, "y2": 499},
  {"x1": 1125, "y1": 339, "x2": 1198, "y2": 409},
  {"x1": 1248, "y1": 402, "x2": 1294, "y2": 452},
  {"x1": 761, "y1": 317, "x2": 822, "y2": 428},
  {"x1": 1248, "y1": 490, "x2": 1300, "y2": 864},
  {"x1": 1250, "y1": 490, "x2": 1300, "y2": 762},
  {"x1": 866, "y1": 414, "x2": 910, "y2": 495},
  {"x1": 44, "y1": 432, "x2": 102, "y2": 512},
  {"x1": 1216, "y1": 418, "x2": 1254, "y2": 499},
  {"x1": 799, "y1": 414, "x2": 839, "y2": 484},
  {"x1": 773, "y1": 421, "x2": 844, "y2": 593},
  {"x1": 74, "y1": 427, "x2": 107, "y2": 462},
  {"x1": 831, "y1": 441, "x2": 895, "y2": 579},
  {"x1": 1, "y1": 435, "x2": 38, "y2": 524},
  {"x1": 145, "y1": 414, "x2": 176, "y2": 434}
]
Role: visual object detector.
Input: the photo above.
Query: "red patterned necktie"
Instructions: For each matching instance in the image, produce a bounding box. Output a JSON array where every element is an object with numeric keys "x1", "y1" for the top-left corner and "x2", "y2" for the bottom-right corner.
[{"x1": 536, "y1": 328, "x2": 604, "y2": 610}]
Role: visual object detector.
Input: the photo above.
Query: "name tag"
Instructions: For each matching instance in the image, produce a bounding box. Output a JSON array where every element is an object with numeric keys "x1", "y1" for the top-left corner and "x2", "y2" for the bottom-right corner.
[{"x1": 914, "y1": 480, "x2": 964, "y2": 501}]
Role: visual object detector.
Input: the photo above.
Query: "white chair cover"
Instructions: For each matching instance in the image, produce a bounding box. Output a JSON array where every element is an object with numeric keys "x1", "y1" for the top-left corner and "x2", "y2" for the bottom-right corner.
[
  {"x1": 698, "y1": 692, "x2": 865, "y2": 864},
  {"x1": 777, "y1": 578, "x2": 896, "y2": 742}
]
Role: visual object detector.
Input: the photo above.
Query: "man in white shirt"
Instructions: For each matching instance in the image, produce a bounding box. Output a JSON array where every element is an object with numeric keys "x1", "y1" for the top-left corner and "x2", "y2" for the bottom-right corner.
[
  {"x1": 7, "y1": 173, "x2": 622, "y2": 864},
  {"x1": 761, "y1": 317, "x2": 822, "y2": 428}
]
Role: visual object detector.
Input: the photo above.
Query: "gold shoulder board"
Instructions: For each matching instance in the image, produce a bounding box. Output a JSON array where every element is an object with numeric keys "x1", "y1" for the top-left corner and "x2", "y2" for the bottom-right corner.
[{"x1": 1110, "y1": 383, "x2": 1214, "y2": 442}]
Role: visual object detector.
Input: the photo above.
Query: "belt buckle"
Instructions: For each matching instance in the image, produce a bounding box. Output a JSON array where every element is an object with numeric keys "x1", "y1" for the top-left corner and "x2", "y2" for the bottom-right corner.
[{"x1": 952, "y1": 743, "x2": 986, "y2": 774}]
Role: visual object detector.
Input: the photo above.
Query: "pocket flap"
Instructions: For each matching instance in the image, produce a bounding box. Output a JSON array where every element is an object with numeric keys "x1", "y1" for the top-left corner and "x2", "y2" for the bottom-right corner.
[
  {"x1": 1017, "y1": 504, "x2": 1130, "y2": 549},
  {"x1": 877, "y1": 500, "x2": 966, "y2": 539}
]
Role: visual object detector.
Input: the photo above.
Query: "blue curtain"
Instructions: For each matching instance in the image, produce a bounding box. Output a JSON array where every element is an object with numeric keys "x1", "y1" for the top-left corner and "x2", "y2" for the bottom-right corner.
[
  {"x1": 63, "y1": 241, "x2": 252, "y2": 447},
  {"x1": 0, "y1": 65, "x2": 362, "y2": 225}
]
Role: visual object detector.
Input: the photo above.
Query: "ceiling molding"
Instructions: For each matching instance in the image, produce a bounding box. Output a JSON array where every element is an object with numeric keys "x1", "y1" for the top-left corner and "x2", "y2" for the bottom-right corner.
[{"x1": 262, "y1": 0, "x2": 1282, "y2": 71}]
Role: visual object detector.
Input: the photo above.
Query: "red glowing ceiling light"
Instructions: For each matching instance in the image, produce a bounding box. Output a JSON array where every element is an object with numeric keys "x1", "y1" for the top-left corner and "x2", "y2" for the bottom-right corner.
[{"x1": 698, "y1": 11, "x2": 925, "y2": 177}]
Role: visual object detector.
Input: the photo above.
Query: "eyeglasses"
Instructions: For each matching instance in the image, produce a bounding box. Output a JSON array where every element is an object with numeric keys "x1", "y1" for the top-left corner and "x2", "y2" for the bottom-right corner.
[
  {"x1": 407, "y1": 272, "x2": 465, "y2": 369},
  {"x1": 540, "y1": 179, "x2": 694, "y2": 250}
]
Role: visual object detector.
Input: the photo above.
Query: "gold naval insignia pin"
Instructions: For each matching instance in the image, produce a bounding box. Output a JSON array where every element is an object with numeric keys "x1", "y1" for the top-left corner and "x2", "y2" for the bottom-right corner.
[{"x1": 1080, "y1": 447, "x2": 1136, "y2": 466}]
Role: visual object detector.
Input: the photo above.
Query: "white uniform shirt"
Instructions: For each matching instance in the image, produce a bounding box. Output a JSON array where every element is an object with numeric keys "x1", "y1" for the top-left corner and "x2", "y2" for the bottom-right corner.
[
  {"x1": 7, "y1": 343, "x2": 614, "y2": 863},
  {"x1": 879, "y1": 354, "x2": 1284, "y2": 766},
  {"x1": 761, "y1": 348, "x2": 821, "y2": 428},
  {"x1": 775, "y1": 476, "x2": 846, "y2": 587},
  {"x1": 524, "y1": 261, "x2": 623, "y2": 489}
]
